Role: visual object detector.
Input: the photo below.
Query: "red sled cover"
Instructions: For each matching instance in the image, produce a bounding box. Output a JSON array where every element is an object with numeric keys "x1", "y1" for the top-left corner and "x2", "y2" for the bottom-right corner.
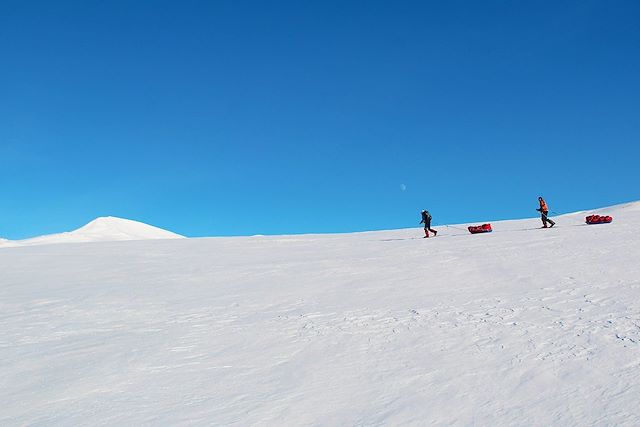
[
  {"x1": 468, "y1": 223, "x2": 493, "y2": 234},
  {"x1": 586, "y1": 215, "x2": 613, "y2": 225}
]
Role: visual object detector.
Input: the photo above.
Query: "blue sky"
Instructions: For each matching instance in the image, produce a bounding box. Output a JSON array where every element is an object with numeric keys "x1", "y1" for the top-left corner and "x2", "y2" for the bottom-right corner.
[{"x1": 1, "y1": 1, "x2": 639, "y2": 238}]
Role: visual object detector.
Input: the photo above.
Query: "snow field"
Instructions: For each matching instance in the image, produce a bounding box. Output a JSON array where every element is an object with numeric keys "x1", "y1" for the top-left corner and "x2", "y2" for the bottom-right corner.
[{"x1": 1, "y1": 203, "x2": 639, "y2": 425}]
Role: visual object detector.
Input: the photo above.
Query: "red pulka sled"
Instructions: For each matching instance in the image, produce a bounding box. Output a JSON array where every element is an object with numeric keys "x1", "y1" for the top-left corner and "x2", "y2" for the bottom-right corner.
[
  {"x1": 468, "y1": 224, "x2": 493, "y2": 234},
  {"x1": 585, "y1": 215, "x2": 613, "y2": 225}
]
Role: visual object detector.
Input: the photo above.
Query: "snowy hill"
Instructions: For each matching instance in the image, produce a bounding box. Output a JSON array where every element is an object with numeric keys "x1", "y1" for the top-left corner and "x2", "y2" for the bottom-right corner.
[
  {"x1": 0, "y1": 216, "x2": 184, "y2": 247},
  {"x1": 1, "y1": 202, "x2": 640, "y2": 425}
]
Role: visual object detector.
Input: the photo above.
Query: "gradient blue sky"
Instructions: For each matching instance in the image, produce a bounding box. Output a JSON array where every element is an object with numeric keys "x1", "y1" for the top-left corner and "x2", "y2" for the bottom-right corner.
[{"x1": 1, "y1": 1, "x2": 639, "y2": 239}]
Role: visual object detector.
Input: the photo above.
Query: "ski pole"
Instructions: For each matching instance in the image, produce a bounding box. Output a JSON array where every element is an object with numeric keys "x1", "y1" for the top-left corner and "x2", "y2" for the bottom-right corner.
[{"x1": 536, "y1": 209, "x2": 561, "y2": 216}]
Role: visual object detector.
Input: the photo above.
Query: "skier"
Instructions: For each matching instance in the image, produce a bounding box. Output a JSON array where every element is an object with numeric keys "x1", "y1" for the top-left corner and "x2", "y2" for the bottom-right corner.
[
  {"x1": 537, "y1": 196, "x2": 556, "y2": 228},
  {"x1": 420, "y1": 210, "x2": 438, "y2": 238}
]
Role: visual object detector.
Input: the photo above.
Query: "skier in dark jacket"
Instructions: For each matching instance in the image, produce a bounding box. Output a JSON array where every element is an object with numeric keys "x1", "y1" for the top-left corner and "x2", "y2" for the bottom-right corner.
[
  {"x1": 536, "y1": 196, "x2": 556, "y2": 228},
  {"x1": 420, "y1": 210, "x2": 438, "y2": 238}
]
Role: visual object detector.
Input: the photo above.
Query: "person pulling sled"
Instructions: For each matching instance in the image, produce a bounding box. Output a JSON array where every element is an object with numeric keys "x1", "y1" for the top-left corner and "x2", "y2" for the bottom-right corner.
[
  {"x1": 537, "y1": 196, "x2": 555, "y2": 228},
  {"x1": 420, "y1": 210, "x2": 438, "y2": 238}
]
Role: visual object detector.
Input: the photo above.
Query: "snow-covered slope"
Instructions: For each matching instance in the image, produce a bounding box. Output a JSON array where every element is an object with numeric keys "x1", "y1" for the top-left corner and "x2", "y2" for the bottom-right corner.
[
  {"x1": 0, "y1": 216, "x2": 183, "y2": 247},
  {"x1": 1, "y1": 202, "x2": 640, "y2": 425}
]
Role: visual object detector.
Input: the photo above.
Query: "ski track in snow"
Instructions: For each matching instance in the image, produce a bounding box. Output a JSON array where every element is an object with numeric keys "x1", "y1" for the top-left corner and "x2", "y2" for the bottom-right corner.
[{"x1": 1, "y1": 203, "x2": 640, "y2": 425}]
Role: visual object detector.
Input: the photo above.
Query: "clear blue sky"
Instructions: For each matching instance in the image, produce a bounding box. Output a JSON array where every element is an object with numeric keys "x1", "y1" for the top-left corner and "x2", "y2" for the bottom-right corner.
[{"x1": 1, "y1": 1, "x2": 639, "y2": 239}]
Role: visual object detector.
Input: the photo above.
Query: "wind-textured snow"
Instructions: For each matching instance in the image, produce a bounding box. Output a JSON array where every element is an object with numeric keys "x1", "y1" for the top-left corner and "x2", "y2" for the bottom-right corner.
[{"x1": 1, "y1": 203, "x2": 640, "y2": 425}]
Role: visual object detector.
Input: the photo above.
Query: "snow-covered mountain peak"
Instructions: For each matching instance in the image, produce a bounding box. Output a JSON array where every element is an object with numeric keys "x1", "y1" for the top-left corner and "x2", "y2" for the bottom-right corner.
[
  {"x1": 69, "y1": 216, "x2": 184, "y2": 241},
  {"x1": 1, "y1": 216, "x2": 184, "y2": 247},
  {"x1": 72, "y1": 216, "x2": 182, "y2": 239}
]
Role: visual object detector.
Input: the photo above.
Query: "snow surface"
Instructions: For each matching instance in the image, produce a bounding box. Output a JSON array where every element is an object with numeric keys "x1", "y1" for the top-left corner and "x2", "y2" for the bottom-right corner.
[
  {"x1": 2, "y1": 202, "x2": 640, "y2": 425},
  {"x1": 0, "y1": 216, "x2": 184, "y2": 247}
]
